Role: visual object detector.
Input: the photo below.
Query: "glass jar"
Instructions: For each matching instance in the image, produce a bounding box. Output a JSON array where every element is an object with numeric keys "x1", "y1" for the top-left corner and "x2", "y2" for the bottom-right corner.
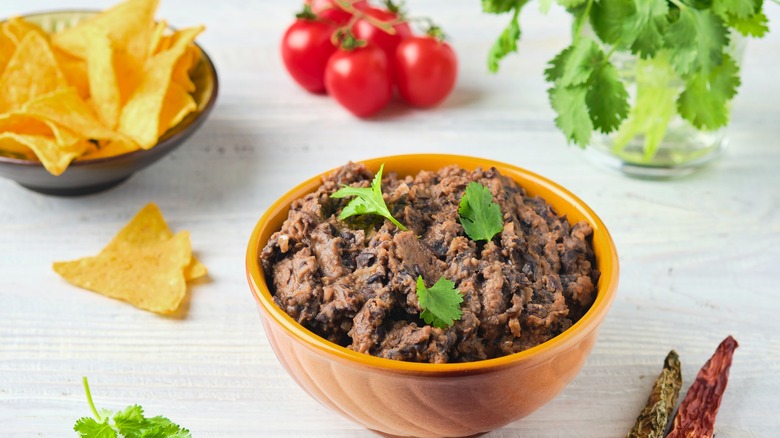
[{"x1": 585, "y1": 37, "x2": 745, "y2": 179}]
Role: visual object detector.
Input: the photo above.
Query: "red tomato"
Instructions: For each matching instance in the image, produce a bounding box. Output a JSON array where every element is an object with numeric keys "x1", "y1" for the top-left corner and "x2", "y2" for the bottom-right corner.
[
  {"x1": 353, "y1": 7, "x2": 412, "y2": 61},
  {"x1": 394, "y1": 36, "x2": 458, "y2": 107},
  {"x1": 281, "y1": 19, "x2": 337, "y2": 94},
  {"x1": 307, "y1": 0, "x2": 368, "y2": 25},
  {"x1": 325, "y1": 44, "x2": 392, "y2": 117}
]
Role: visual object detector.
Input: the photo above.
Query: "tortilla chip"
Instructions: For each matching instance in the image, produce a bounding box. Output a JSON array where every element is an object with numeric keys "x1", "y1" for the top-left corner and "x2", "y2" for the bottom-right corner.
[
  {"x1": 0, "y1": 132, "x2": 86, "y2": 175},
  {"x1": 0, "y1": 112, "x2": 82, "y2": 147},
  {"x1": 0, "y1": 29, "x2": 16, "y2": 74},
  {"x1": 52, "y1": 0, "x2": 159, "y2": 63},
  {"x1": 0, "y1": 32, "x2": 67, "y2": 112},
  {"x1": 53, "y1": 203, "x2": 205, "y2": 313},
  {"x1": 1, "y1": 17, "x2": 47, "y2": 44},
  {"x1": 22, "y1": 87, "x2": 127, "y2": 143},
  {"x1": 96, "y1": 203, "x2": 207, "y2": 281},
  {"x1": 158, "y1": 82, "x2": 196, "y2": 137},
  {"x1": 148, "y1": 19, "x2": 168, "y2": 58},
  {"x1": 54, "y1": 49, "x2": 90, "y2": 99},
  {"x1": 77, "y1": 139, "x2": 140, "y2": 161},
  {"x1": 118, "y1": 26, "x2": 202, "y2": 149},
  {"x1": 53, "y1": 231, "x2": 191, "y2": 314},
  {"x1": 82, "y1": 29, "x2": 120, "y2": 129},
  {"x1": 172, "y1": 44, "x2": 198, "y2": 93}
]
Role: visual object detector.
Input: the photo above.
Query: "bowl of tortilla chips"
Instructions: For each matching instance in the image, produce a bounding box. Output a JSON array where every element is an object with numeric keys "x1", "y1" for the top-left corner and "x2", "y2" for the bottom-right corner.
[{"x1": 0, "y1": 0, "x2": 218, "y2": 196}]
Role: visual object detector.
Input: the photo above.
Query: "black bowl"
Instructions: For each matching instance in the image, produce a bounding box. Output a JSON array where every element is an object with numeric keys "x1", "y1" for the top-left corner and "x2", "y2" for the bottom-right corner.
[{"x1": 0, "y1": 11, "x2": 219, "y2": 196}]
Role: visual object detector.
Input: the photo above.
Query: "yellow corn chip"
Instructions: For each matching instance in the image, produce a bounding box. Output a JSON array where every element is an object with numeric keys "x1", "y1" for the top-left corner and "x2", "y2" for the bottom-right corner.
[
  {"x1": 0, "y1": 32, "x2": 67, "y2": 112},
  {"x1": 1, "y1": 17, "x2": 47, "y2": 44},
  {"x1": 148, "y1": 19, "x2": 168, "y2": 58},
  {"x1": 0, "y1": 112, "x2": 82, "y2": 149},
  {"x1": 52, "y1": 0, "x2": 159, "y2": 63},
  {"x1": 0, "y1": 132, "x2": 86, "y2": 175},
  {"x1": 22, "y1": 87, "x2": 127, "y2": 143},
  {"x1": 172, "y1": 44, "x2": 198, "y2": 93},
  {"x1": 82, "y1": 29, "x2": 120, "y2": 129},
  {"x1": 118, "y1": 26, "x2": 203, "y2": 149},
  {"x1": 53, "y1": 231, "x2": 191, "y2": 314},
  {"x1": 77, "y1": 139, "x2": 140, "y2": 161},
  {"x1": 54, "y1": 49, "x2": 90, "y2": 99},
  {"x1": 0, "y1": 28, "x2": 16, "y2": 74},
  {"x1": 53, "y1": 203, "x2": 205, "y2": 313},
  {"x1": 158, "y1": 82, "x2": 196, "y2": 137},
  {"x1": 97, "y1": 203, "x2": 207, "y2": 281}
]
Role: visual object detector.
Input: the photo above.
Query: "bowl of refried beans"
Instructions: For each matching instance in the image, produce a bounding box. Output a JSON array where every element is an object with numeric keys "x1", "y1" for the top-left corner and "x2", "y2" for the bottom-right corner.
[{"x1": 246, "y1": 154, "x2": 619, "y2": 437}]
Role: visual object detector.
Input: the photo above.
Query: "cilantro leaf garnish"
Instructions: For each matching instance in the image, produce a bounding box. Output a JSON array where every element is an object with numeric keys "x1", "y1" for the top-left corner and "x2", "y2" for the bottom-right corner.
[
  {"x1": 74, "y1": 377, "x2": 191, "y2": 438},
  {"x1": 459, "y1": 182, "x2": 504, "y2": 242},
  {"x1": 331, "y1": 164, "x2": 407, "y2": 231},
  {"x1": 415, "y1": 276, "x2": 463, "y2": 329}
]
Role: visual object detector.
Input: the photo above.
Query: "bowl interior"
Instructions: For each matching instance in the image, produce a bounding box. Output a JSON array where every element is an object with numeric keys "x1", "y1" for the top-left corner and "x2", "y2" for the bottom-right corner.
[{"x1": 247, "y1": 154, "x2": 619, "y2": 374}]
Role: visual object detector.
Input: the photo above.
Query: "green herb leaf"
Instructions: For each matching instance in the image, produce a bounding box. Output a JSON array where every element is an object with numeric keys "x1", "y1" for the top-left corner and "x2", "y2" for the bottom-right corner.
[
  {"x1": 677, "y1": 54, "x2": 741, "y2": 130},
  {"x1": 666, "y1": 7, "x2": 728, "y2": 77},
  {"x1": 727, "y1": 10, "x2": 769, "y2": 36},
  {"x1": 712, "y1": 0, "x2": 761, "y2": 20},
  {"x1": 628, "y1": 0, "x2": 670, "y2": 58},
  {"x1": 331, "y1": 164, "x2": 407, "y2": 231},
  {"x1": 416, "y1": 276, "x2": 463, "y2": 329},
  {"x1": 549, "y1": 85, "x2": 593, "y2": 146},
  {"x1": 487, "y1": 10, "x2": 521, "y2": 72},
  {"x1": 481, "y1": 0, "x2": 526, "y2": 14},
  {"x1": 74, "y1": 417, "x2": 118, "y2": 438},
  {"x1": 113, "y1": 405, "x2": 146, "y2": 437},
  {"x1": 557, "y1": 0, "x2": 588, "y2": 7},
  {"x1": 586, "y1": 59, "x2": 630, "y2": 133},
  {"x1": 458, "y1": 182, "x2": 504, "y2": 242},
  {"x1": 75, "y1": 378, "x2": 192, "y2": 438},
  {"x1": 557, "y1": 38, "x2": 599, "y2": 87},
  {"x1": 138, "y1": 417, "x2": 192, "y2": 438}
]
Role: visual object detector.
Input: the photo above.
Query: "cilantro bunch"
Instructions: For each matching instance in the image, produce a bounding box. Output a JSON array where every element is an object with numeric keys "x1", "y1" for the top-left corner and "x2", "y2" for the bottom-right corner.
[
  {"x1": 74, "y1": 377, "x2": 191, "y2": 438},
  {"x1": 484, "y1": 0, "x2": 771, "y2": 149}
]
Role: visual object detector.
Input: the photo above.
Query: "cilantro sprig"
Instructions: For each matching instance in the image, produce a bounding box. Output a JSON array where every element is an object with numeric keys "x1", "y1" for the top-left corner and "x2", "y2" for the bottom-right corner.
[
  {"x1": 416, "y1": 276, "x2": 463, "y2": 328},
  {"x1": 483, "y1": 0, "x2": 771, "y2": 149},
  {"x1": 74, "y1": 377, "x2": 192, "y2": 438},
  {"x1": 458, "y1": 181, "x2": 504, "y2": 242},
  {"x1": 331, "y1": 164, "x2": 408, "y2": 231}
]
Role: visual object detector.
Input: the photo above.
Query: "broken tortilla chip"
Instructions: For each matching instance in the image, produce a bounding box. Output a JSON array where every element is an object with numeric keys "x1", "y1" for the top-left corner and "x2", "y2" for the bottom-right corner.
[{"x1": 53, "y1": 203, "x2": 206, "y2": 314}]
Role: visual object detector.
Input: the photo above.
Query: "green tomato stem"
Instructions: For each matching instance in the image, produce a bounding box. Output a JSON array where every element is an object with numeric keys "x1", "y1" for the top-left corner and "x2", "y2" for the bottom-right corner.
[{"x1": 82, "y1": 377, "x2": 101, "y2": 421}]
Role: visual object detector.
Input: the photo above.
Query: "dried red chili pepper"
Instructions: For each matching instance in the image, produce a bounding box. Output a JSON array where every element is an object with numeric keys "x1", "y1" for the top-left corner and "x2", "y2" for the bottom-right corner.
[{"x1": 667, "y1": 335, "x2": 739, "y2": 438}]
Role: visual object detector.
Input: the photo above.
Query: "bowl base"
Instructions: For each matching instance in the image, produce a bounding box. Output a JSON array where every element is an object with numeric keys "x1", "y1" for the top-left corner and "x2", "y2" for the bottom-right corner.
[{"x1": 18, "y1": 175, "x2": 132, "y2": 196}]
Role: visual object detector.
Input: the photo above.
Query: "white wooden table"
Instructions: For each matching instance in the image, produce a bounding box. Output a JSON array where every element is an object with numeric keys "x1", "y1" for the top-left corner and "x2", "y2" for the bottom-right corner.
[{"x1": 2, "y1": 1, "x2": 779, "y2": 436}]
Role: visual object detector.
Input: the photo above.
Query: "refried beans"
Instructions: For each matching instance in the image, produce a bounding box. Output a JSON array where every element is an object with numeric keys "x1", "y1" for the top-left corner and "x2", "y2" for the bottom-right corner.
[{"x1": 260, "y1": 162, "x2": 600, "y2": 363}]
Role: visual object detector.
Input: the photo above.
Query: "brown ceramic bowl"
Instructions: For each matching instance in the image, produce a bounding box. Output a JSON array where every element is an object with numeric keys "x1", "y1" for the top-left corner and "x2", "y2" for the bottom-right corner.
[
  {"x1": 0, "y1": 11, "x2": 218, "y2": 196},
  {"x1": 246, "y1": 154, "x2": 619, "y2": 437}
]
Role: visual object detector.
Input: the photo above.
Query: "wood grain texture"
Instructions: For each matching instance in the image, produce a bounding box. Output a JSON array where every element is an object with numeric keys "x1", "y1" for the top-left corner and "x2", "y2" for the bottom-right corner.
[{"x1": 1, "y1": 1, "x2": 779, "y2": 436}]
